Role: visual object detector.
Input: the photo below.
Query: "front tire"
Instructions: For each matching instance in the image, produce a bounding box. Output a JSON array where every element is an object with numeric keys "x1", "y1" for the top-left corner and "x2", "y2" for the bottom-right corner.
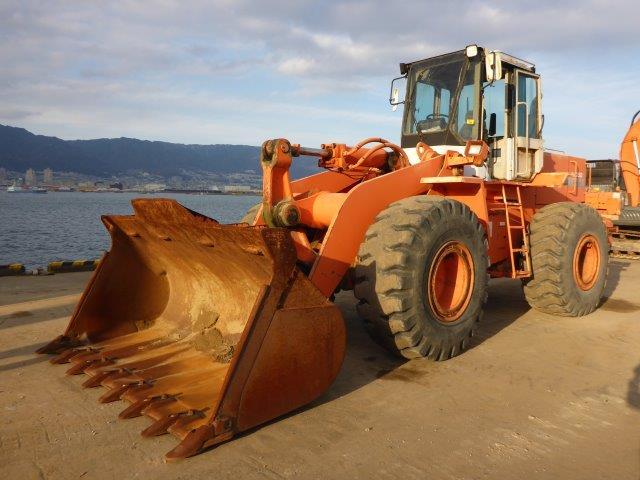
[
  {"x1": 354, "y1": 196, "x2": 489, "y2": 360},
  {"x1": 523, "y1": 202, "x2": 608, "y2": 316}
]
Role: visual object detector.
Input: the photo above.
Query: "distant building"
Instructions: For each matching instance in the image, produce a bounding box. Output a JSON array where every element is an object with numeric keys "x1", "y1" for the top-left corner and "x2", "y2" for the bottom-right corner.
[
  {"x1": 142, "y1": 183, "x2": 166, "y2": 192},
  {"x1": 43, "y1": 168, "x2": 53, "y2": 184},
  {"x1": 223, "y1": 185, "x2": 251, "y2": 193},
  {"x1": 0, "y1": 167, "x2": 6, "y2": 183},
  {"x1": 168, "y1": 176, "x2": 184, "y2": 188},
  {"x1": 78, "y1": 181, "x2": 96, "y2": 191},
  {"x1": 109, "y1": 182, "x2": 123, "y2": 190},
  {"x1": 25, "y1": 168, "x2": 36, "y2": 186}
]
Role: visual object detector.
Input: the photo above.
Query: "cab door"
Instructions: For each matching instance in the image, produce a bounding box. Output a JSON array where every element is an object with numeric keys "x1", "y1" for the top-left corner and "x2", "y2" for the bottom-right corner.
[{"x1": 510, "y1": 70, "x2": 543, "y2": 179}]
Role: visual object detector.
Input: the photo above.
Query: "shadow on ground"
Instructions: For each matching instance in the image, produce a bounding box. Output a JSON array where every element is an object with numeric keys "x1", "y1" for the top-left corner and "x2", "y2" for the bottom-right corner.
[
  {"x1": 601, "y1": 260, "x2": 640, "y2": 313},
  {"x1": 628, "y1": 365, "x2": 640, "y2": 410},
  {"x1": 0, "y1": 342, "x2": 46, "y2": 360},
  {"x1": 315, "y1": 258, "x2": 634, "y2": 410},
  {"x1": 0, "y1": 341, "x2": 48, "y2": 372},
  {"x1": 0, "y1": 299, "x2": 77, "y2": 330},
  {"x1": 313, "y1": 276, "x2": 530, "y2": 407}
]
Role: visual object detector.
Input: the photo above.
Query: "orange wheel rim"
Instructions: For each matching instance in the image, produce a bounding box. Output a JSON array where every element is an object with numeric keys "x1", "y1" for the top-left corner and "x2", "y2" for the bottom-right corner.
[
  {"x1": 427, "y1": 241, "x2": 474, "y2": 323},
  {"x1": 573, "y1": 234, "x2": 601, "y2": 291}
]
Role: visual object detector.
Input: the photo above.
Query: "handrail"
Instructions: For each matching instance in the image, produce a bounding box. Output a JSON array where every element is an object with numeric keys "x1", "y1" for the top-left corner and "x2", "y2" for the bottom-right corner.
[{"x1": 516, "y1": 100, "x2": 530, "y2": 168}]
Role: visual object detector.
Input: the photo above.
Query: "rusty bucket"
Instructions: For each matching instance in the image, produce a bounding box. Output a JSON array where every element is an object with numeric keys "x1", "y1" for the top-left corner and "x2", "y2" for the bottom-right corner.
[{"x1": 37, "y1": 198, "x2": 345, "y2": 461}]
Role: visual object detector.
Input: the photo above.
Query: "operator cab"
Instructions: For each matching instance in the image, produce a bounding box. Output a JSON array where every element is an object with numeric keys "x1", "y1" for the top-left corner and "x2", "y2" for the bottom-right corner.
[{"x1": 390, "y1": 45, "x2": 543, "y2": 181}]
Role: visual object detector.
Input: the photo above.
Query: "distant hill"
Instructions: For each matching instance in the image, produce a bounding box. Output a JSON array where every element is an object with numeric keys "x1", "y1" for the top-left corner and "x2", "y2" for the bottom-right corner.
[{"x1": 0, "y1": 124, "x2": 321, "y2": 179}]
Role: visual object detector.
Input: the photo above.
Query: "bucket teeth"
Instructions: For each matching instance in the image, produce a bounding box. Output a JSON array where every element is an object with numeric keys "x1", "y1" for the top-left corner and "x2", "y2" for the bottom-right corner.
[
  {"x1": 67, "y1": 358, "x2": 113, "y2": 376},
  {"x1": 98, "y1": 382, "x2": 142, "y2": 403},
  {"x1": 82, "y1": 370, "x2": 115, "y2": 388},
  {"x1": 36, "y1": 335, "x2": 83, "y2": 355},
  {"x1": 141, "y1": 414, "x2": 180, "y2": 437},
  {"x1": 141, "y1": 395, "x2": 177, "y2": 413},
  {"x1": 66, "y1": 361, "x2": 92, "y2": 375},
  {"x1": 119, "y1": 398, "x2": 153, "y2": 419},
  {"x1": 167, "y1": 412, "x2": 205, "y2": 435},
  {"x1": 67, "y1": 348, "x2": 100, "y2": 363},
  {"x1": 165, "y1": 424, "x2": 217, "y2": 463},
  {"x1": 98, "y1": 369, "x2": 132, "y2": 386},
  {"x1": 119, "y1": 395, "x2": 174, "y2": 419},
  {"x1": 120, "y1": 383, "x2": 155, "y2": 402},
  {"x1": 50, "y1": 348, "x2": 85, "y2": 364}
]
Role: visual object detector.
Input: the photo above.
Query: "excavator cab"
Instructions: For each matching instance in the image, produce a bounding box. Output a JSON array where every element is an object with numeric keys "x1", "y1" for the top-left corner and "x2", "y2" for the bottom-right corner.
[{"x1": 392, "y1": 45, "x2": 544, "y2": 181}]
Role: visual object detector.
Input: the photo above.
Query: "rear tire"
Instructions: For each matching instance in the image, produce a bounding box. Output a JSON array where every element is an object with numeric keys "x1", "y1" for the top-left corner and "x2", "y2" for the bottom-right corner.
[
  {"x1": 354, "y1": 196, "x2": 489, "y2": 360},
  {"x1": 523, "y1": 202, "x2": 608, "y2": 316}
]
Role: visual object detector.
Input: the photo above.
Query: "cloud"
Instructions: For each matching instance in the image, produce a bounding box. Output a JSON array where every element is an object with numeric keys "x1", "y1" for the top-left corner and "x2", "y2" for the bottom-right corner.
[
  {"x1": 277, "y1": 57, "x2": 317, "y2": 76},
  {"x1": 0, "y1": 0, "x2": 638, "y2": 157}
]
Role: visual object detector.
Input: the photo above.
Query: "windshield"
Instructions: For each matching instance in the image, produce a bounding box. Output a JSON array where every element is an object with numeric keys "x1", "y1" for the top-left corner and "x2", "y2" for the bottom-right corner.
[{"x1": 403, "y1": 53, "x2": 480, "y2": 146}]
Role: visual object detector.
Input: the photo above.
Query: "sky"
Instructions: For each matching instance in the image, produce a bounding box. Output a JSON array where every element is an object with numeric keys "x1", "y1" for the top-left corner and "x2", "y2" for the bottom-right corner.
[{"x1": 1, "y1": 0, "x2": 638, "y2": 158}]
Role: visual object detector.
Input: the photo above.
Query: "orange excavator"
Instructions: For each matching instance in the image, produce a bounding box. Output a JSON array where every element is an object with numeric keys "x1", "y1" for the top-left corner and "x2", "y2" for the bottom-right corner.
[
  {"x1": 585, "y1": 110, "x2": 640, "y2": 258},
  {"x1": 39, "y1": 45, "x2": 620, "y2": 460}
]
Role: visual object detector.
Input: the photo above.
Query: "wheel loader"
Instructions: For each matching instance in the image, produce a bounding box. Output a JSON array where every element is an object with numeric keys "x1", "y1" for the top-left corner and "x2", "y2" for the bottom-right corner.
[{"x1": 39, "y1": 45, "x2": 625, "y2": 460}]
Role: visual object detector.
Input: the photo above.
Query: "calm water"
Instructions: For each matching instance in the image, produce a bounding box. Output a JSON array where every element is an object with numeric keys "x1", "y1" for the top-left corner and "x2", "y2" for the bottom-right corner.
[{"x1": 0, "y1": 191, "x2": 260, "y2": 269}]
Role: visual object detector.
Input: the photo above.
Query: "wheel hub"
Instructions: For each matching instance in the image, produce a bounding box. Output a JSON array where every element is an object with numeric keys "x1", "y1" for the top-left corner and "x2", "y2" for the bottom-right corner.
[
  {"x1": 427, "y1": 241, "x2": 474, "y2": 323},
  {"x1": 573, "y1": 234, "x2": 601, "y2": 291}
]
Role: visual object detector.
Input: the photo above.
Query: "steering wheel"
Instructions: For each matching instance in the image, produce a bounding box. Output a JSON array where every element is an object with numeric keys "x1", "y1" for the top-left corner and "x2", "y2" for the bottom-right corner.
[{"x1": 426, "y1": 113, "x2": 449, "y2": 119}]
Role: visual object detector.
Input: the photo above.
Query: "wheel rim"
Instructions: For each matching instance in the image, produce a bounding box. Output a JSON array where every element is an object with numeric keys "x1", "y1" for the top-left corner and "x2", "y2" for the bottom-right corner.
[
  {"x1": 427, "y1": 241, "x2": 474, "y2": 323},
  {"x1": 573, "y1": 234, "x2": 601, "y2": 291}
]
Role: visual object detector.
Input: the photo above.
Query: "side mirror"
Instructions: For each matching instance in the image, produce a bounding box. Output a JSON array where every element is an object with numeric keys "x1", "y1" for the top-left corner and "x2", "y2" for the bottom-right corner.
[
  {"x1": 485, "y1": 51, "x2": 503, "y2": 83},
  {"x1": 389, "y1": 75, "x2": 407, "y2": 111},
  {"x1": 489, "y1": 113, "x2": 497, "y2": 137},
  {"x1": 391, "y1": 87, "x2": 400, "y2": 112}
]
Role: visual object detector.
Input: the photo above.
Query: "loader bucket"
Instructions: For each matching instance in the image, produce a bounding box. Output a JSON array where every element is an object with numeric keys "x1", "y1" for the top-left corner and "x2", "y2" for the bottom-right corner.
[{"x1": 37, "y1": 198, "x2": 345, "y2": 461}]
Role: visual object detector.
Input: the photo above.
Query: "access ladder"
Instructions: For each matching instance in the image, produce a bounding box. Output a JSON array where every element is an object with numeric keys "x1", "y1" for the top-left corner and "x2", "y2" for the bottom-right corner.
[{"x1": 500, "y1": 184, "x2": 532, "y2": 278}]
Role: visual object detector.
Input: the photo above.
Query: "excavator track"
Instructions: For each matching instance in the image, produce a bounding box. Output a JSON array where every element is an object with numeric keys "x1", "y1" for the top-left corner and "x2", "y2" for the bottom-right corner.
[{"x1": 610, "y1": 230, "x2": 640, "y2": 260}]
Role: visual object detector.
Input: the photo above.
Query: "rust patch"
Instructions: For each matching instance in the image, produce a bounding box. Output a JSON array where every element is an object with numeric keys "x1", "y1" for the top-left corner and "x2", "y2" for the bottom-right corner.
[
  {"x1": 193, "y1": 327, "x2": 234, "y2": 363},
  {"x1": 193, "y1": 310, "x2": 220, "y2": 331},
  {"x1": 134, "y1": 319, "x2": 154, "y2": 330},
  {"x1": 191, "y1": 310, "x2": 233, "y2": 362},
  {"x1": 600, "y1": 298, "x2": 640, "y2": 313}
]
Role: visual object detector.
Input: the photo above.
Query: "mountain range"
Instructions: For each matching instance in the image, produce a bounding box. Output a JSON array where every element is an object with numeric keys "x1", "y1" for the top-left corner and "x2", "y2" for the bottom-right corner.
[{"x1": 0, "y1": 124, "x2": 321, "y2": 179}]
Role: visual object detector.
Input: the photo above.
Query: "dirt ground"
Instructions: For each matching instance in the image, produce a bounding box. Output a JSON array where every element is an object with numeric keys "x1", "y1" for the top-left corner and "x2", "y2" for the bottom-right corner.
[{"x1": 1, "y1": 261, "x2": 639, "y2": 480}]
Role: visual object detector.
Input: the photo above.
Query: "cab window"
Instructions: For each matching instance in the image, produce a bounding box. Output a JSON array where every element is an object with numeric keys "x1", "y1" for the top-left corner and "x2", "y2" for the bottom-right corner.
[
  {"x1": 483, "y1": 79, "x2": 505, "y2": 138},
  {"x1": 517, "y1": 75, "x2": 539, "y2": 139},
  {"x1": 456, "y1": 67, "x2": 479, "y2": 140}
]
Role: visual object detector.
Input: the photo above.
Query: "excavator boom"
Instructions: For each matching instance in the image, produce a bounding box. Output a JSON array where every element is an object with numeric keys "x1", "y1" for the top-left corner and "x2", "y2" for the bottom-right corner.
[{"x1": 619, "y1": 110, "x2": 640, "y2": 207}]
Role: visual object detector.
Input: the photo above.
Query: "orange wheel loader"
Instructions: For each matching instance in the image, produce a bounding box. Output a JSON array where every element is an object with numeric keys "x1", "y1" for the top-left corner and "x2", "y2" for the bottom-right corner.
[{"x1": 39, "y1": 45, "x2": 614, "y2": 460}]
